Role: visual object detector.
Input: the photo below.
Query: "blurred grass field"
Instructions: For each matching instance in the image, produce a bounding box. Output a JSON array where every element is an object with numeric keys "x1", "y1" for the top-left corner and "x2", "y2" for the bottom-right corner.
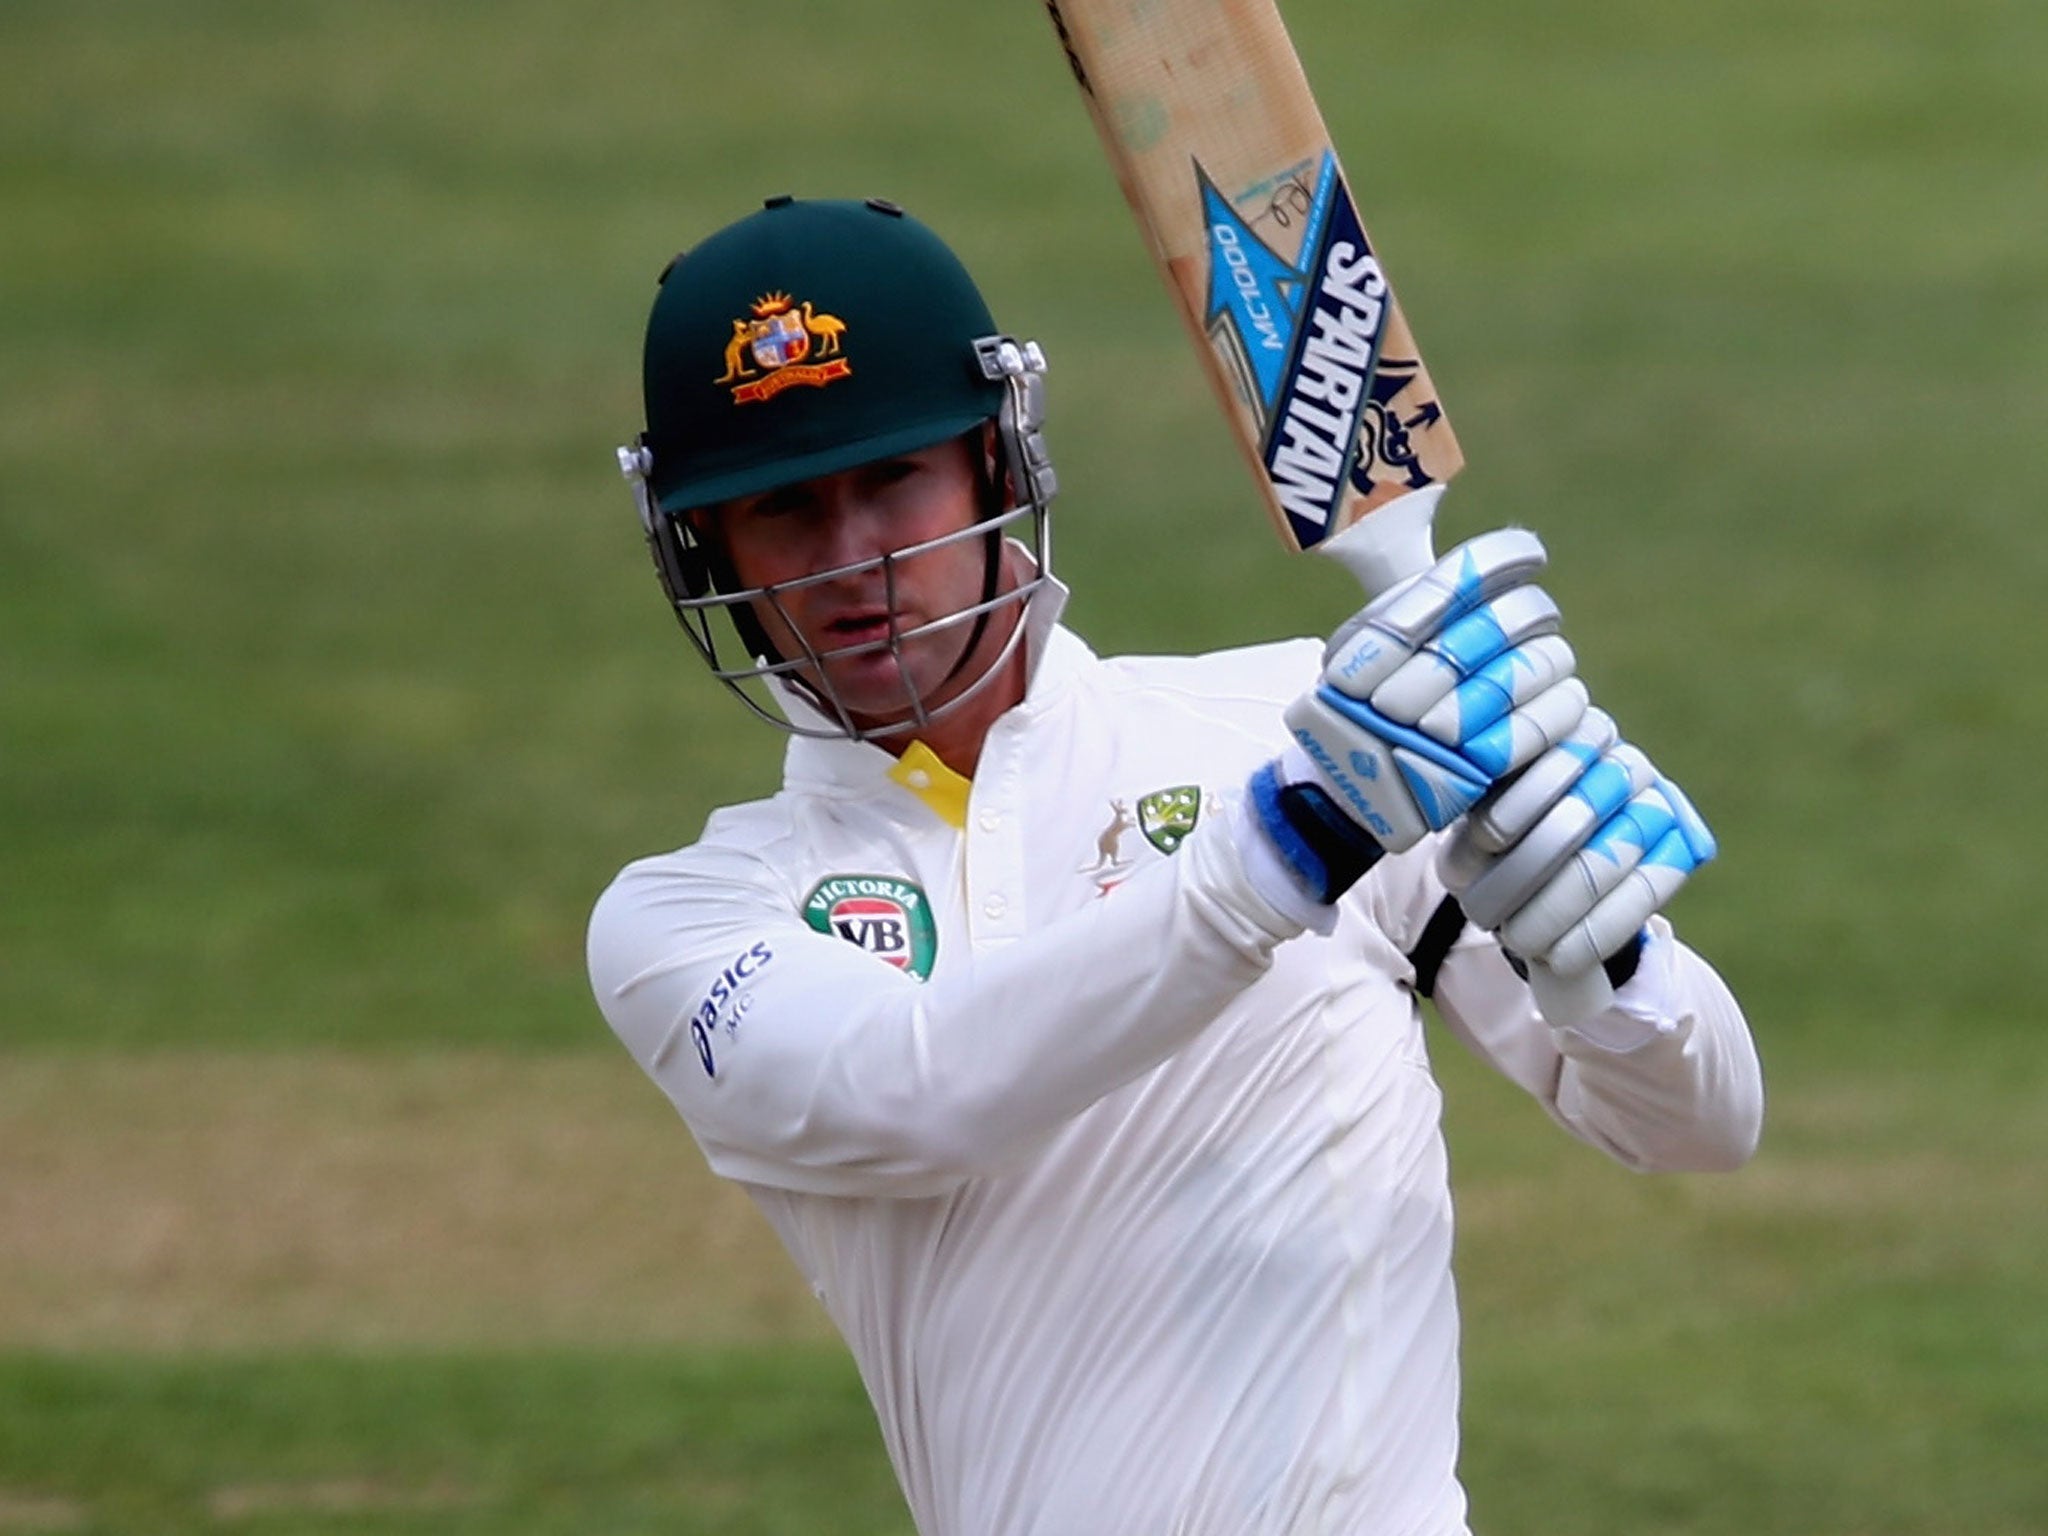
[{"x1": 3, "y1": 0, "x2": 2044, "y2": 1531}]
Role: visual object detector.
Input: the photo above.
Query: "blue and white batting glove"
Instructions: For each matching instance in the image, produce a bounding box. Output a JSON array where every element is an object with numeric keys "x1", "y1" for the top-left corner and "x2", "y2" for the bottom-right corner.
[
  {"x1": 1249, "y1": 529, "x2": 1590, "y2": 904},
  {"x1": 1439, "y1": 707, "x2": 1718, "y2": 981}
]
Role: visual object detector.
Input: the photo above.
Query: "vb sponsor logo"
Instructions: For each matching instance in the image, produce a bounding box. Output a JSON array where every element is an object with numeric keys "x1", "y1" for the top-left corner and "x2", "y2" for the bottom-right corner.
[{"x1": 803, "y1": 875, "x2": 938, "y2": 980}]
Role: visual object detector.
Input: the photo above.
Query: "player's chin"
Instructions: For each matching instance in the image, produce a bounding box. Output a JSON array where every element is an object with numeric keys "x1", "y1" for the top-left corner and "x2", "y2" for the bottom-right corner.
[{"x1": 825, "y1": 639, "x2": 971, "y2": 726}]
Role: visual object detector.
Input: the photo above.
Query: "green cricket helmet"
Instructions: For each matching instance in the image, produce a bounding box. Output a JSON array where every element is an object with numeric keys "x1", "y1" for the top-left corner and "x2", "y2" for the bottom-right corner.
[{"x1": 616, "y1": 195, "x2": 1058, "y2": 739}]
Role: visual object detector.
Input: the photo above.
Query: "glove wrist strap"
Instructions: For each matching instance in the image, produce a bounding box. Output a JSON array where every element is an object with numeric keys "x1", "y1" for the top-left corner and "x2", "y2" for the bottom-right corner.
[{"x1": 1249, "y1": 762, "x2": 1386, "y2": 905}]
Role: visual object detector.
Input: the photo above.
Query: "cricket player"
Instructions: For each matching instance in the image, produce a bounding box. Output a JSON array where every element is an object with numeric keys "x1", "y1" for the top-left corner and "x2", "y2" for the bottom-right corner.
[{"x1": 589, "y1": 196, "x2": 1762, "y2": 1536}]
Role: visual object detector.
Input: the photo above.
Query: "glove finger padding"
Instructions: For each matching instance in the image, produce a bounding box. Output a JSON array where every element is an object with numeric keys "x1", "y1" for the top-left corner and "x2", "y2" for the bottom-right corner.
[
  {"x1": 1455, "y1": 708, "x2": 1621, "y2": 858},
  {"x1": 1369, "y1": 587, "x2": 1564, "y2": 723},
  {"x1": 1423, "y1": 642, "x2": 1583, "y2": 774},
  {"x1": 1320, "y1": 528, "x2": 1550, "y2": 696},
  {"x1": 1514, "y1": 788, "x2": 1714, "y2": 977},
  {"x1": 1448, "y1": 725, "x2": 1649, "y2": 928},
  {"x1": 1442, "y1": 733, "x2": 1718, "y2": 976},
  {"x1": 1275, "y1": 525, "x2": 1588, "y2": 860},
  {"x1": 1372, "y1": 527, "x2": 1549, "y2": 638},
  {"x1": 1282, "y1": 669, "x2": 1588, "y2": 855}
]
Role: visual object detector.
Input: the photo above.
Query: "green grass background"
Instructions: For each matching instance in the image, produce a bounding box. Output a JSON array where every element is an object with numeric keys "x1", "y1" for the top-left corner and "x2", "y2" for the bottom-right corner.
[{"x1": 3, "y1": 0, "x2": 2044, "y2": 1530}]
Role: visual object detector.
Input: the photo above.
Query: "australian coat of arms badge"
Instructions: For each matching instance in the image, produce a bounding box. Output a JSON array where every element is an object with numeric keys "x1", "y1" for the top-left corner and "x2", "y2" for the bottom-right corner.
[{"x1": 716, "y1": 291, "x2": 851, "y2": 405}]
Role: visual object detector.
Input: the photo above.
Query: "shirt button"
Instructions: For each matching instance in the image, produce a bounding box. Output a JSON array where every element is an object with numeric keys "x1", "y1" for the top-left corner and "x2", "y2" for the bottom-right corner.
[
  {"x1": 982, "y1": 894, "x2": 1007, "y2": 919},
  {"x1": 978, "y1": 812, "x2": 1001, "y2": 832}
]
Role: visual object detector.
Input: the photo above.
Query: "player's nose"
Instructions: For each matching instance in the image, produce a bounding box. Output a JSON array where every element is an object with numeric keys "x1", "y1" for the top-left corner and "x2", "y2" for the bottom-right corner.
[{"x1": 808, "y1": 488, "x2": 898, "y2": 573}]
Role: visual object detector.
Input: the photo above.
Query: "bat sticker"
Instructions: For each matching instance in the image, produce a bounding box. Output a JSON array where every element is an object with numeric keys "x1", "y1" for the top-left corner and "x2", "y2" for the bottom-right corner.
[{"x1": 1201, "y1": 150, "x2": 1394, "y2": 549}]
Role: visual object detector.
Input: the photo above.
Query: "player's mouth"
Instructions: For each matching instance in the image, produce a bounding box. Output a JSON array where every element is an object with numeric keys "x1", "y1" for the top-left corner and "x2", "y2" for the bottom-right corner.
[{"x1": 820, "y1": 608, "x2": 904, "y2": 654}]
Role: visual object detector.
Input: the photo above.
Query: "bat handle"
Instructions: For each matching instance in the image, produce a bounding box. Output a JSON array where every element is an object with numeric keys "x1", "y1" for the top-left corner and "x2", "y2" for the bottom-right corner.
[{"x1": 1314, "y1": 483, "x2": 1446, "y2": 598}]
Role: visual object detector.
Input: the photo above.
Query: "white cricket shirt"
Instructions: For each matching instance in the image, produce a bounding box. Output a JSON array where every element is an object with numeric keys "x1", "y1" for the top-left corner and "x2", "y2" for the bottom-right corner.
[{"x1": 588, "y1": 599, "x2": 1762, "y2": 1536}]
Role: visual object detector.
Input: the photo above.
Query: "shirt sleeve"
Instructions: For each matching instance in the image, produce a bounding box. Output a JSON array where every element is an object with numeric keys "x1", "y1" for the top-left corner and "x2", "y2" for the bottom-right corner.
[
  {"x1": 1356, "y1": 841, "x2": 1765, "y2": 1174},
  {"x1": 587, "y1": 807, "x2": 1305, "y2": 1198}
]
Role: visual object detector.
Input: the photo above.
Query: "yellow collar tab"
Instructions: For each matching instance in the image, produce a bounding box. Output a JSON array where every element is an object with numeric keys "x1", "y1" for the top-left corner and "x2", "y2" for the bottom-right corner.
[{"x1": 888, "y1": 741, "x2": 971, "y2": 828}]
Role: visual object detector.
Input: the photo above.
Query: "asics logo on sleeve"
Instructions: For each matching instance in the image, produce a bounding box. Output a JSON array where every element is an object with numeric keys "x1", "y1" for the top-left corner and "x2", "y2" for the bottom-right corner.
[{"x1": 689, "y1": 940, "x2": 774, "y2": 1078}]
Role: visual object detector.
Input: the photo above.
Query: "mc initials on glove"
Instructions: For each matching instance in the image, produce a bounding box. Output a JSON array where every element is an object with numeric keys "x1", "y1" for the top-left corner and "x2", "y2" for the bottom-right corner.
[{"x1": 1281, "y1": 528, "x2": 1590, "y2": 856}]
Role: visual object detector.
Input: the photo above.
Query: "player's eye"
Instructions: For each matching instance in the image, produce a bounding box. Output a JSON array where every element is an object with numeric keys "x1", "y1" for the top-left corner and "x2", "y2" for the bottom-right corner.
[
  {"x1": 747, "y1": 487, "x2": 816, "y2": 519},
  {"x1": 866, "y1": 458, "x2": 922, "y2": 489}
]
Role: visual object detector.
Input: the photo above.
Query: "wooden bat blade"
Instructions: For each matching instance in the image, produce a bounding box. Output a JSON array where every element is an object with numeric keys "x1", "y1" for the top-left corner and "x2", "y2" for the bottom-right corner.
[{"x1": 1045, "y1": 0, "x2": 1461, "y2": 589}]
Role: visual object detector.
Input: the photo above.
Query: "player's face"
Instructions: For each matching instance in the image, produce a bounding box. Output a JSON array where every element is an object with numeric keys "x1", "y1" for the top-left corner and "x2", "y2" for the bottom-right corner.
[{"x1": 710, "y1": 434, "x2": 1016, "y2": 730}]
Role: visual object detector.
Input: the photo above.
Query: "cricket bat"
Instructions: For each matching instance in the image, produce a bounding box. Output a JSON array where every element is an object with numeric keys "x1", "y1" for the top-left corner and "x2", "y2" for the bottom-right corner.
[
  {"x1": 1046, "y1": 2, "x2": 1630, "y2": 1023},
  {"x1": 1042, "y1": 0, "x2": 1459, "y2": 598}
]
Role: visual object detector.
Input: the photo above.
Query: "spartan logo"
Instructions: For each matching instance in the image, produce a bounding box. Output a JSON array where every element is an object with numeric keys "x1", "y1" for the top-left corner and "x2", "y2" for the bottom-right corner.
[
  {"x1": 803, "y1": 875, "x2": 937, "y2": 980},
  {"x1": 1198, "y1": 151, "x2": 1401, "y2": 550},
  {"x1": 1258, "y1": 185, "x2": 1389, "y2": 545}
]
